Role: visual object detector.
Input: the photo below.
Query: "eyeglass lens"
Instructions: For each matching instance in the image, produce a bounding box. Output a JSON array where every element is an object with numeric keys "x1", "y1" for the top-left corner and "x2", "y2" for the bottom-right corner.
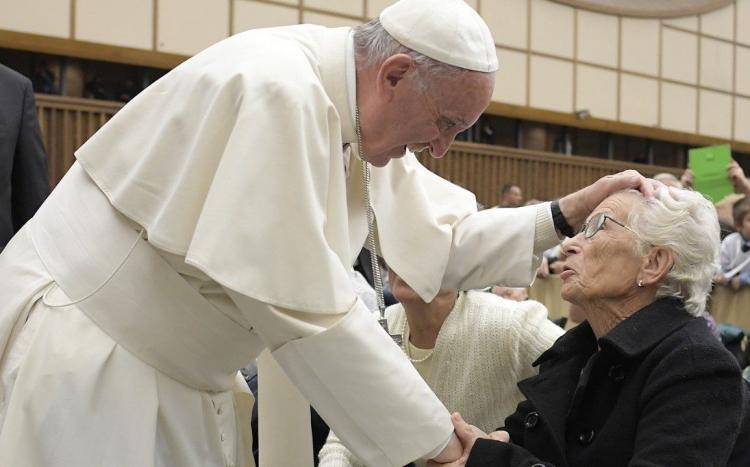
[{"x1": 584, "y1": 213, "x2": 607, "y2": 238}]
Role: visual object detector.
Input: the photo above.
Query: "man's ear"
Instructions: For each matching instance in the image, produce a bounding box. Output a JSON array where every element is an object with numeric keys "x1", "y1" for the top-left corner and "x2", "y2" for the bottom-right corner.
[
  {"x1": 639, "y1": 246, "x2": 674, "y2": 287},
  {"x1": 375, "y1": 54, "x2": 414, "y2": 97}
]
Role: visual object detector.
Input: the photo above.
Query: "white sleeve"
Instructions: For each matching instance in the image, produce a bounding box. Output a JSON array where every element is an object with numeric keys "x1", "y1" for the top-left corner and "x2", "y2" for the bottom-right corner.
[
  {"x1": 318, "y1": 431, "x2": 366, "y2": 467},
  {"x1": 719, "y1": 236, "x2": 733, "y2": 273},
  {"x1": 225, "y1": 289, "x2": 453, "y2": 467},
  {"x1": 441, "y1": 203, "x2": 560, "y2": 290}
]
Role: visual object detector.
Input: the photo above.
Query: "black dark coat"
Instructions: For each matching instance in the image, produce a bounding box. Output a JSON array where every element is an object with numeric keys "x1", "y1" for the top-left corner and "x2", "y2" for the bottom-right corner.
[
  {"x1": 0, "y1": 64, "x2": 49, "y2": 249},
  {"x1": 467, "y1": 297, "x2": 750, "y2": 467}
]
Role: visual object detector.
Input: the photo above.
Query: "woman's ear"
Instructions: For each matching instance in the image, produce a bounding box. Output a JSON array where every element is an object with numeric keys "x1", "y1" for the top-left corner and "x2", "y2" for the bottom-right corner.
[{"x1": 639, "y1": 247, "x2": 674, "y2": 287}]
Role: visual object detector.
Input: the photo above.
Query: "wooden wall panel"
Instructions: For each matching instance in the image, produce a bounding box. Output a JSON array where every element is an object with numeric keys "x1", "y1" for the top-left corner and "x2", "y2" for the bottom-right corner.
[
  {"x1": 35, "y1": 95, "x2": 679, "y2": 207},
  {"x1": 36, "y1": 95, "x2": 122, "y2": 187},
  {"x1": 418, "y1": 142, "x2": 679, "y2": 207}
]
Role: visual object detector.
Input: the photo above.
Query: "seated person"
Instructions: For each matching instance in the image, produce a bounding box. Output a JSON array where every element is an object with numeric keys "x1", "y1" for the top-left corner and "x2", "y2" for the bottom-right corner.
[
  {"x1": 440, "y1": 187, "x2": 750, "y2": 467},
  {"x1": 318, "y1": 271, "x2": 563, "y2": 467},
  {"x1": 716, "y1": 199, "x2": 750, "y2": 290}
]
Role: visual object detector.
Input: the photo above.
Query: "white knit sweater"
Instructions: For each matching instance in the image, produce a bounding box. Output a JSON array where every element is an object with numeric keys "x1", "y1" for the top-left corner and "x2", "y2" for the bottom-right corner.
[{"x1": 317, "y1": 290, "x2": 564, "y2": 467}]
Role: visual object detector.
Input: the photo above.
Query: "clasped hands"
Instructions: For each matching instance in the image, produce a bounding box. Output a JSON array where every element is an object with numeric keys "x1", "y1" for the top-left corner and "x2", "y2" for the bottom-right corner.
[{"x1": 428, "y1": 413, "x2": 509, "y2": 466}]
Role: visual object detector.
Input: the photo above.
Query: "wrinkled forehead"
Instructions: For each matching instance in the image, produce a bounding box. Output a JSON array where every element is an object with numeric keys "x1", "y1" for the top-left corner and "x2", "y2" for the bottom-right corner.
[
  {"x1": 591, "y1": 190, "x2": 645, "y2": 220},
  {"x1": 432, "y1": 71, "x2": 493, "y2": 110}
]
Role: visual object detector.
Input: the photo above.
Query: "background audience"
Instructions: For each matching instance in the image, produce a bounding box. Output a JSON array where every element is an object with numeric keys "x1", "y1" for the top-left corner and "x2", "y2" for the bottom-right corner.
[
  {"x1": 496, "y1": 183, "x2": 523, "y2": 208},
  {"x1": 716, "y1": 199, "x2": 750, "y2": 291}
]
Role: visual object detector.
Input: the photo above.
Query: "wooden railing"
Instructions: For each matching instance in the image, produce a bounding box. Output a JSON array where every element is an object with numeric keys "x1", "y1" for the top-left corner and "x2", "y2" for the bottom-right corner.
[
  {"x1": 530, "y1": 275, "x2": 750, "y2": 331},
  {"x1": 418, "y1": 142, "x2": 681, "y2": 206},
  {"x1": 33, "y1": 94, "x2": 744, "y2": 329},
  {"x1": 35, "y1": 95, "x2": 680, "y2": 204},
  {"x1": 35, "y1": 94, "x2": 123, "y2": 186}
]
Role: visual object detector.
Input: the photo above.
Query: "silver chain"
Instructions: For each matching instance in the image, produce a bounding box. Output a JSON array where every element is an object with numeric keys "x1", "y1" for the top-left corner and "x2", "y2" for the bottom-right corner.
[
  {"x1": 355, "y1": 106, "x2": 401, "y2": 345},
  {"x1": 355, "y1": 106, "x2": 386, "y2": 316}
]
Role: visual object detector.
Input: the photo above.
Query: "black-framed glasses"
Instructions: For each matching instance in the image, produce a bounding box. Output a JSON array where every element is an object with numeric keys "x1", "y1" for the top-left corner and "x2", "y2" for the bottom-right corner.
[{"x1": 578, "y1": 212, "x2": 639, "y2": 239}]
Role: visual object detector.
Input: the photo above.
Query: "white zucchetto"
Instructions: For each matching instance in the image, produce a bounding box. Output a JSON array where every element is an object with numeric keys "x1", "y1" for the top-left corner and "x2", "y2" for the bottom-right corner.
[{"x1": 379, "y1": 0, "x2": 499, "y2": 73}]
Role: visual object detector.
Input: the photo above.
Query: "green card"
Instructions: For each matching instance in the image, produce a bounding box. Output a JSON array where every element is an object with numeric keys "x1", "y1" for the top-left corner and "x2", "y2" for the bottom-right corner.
[{"x1": 688, "y1": 144, "x2": 733, "y2": 203}]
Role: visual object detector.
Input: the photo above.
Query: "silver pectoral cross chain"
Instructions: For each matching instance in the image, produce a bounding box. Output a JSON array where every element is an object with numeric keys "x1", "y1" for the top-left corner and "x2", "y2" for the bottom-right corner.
[{"x1": 356, "y1": 106, "x2": 402, "y2": 347}]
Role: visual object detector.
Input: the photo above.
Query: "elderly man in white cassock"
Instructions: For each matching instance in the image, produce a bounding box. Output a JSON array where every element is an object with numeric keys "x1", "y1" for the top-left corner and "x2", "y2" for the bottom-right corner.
[{"x1": 0, "y1": 0, "x2": 656, "y2": 466}]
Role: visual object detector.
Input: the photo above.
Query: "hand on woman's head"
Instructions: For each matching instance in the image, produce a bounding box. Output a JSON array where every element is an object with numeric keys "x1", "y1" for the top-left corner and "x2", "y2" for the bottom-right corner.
[
  {"x1": 558, "y1": 171, "x2": 662, "y2": 229},
  {"x1": 559, "y1": 191, "x2": 647, "y2": 307},
  {"x1": 563, "y1": 187, "x2": 719, "y2": 318}
]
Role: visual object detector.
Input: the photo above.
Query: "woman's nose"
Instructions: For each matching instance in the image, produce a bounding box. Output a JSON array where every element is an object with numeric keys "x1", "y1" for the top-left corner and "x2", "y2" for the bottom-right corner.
[{"x1": 561, "y1": 235, "x2": 582, "y2": 256}]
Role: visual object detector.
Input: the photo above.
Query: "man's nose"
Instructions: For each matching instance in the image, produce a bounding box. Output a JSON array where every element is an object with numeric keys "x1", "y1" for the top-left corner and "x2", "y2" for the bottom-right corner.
[{"x1": 429, "y1": 134, "x2": 452, "y2": 159}]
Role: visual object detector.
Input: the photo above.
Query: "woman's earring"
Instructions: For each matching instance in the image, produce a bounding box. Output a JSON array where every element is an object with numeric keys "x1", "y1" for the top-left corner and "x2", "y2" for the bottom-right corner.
[{"x1": 637, "y1": 279, "x2": 644, "y2": 287}]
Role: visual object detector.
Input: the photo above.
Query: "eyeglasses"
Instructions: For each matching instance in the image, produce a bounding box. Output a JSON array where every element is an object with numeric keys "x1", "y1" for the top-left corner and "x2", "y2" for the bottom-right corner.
[{"x1": 578, "y1": 212, "x2": 639, "y2": 239}]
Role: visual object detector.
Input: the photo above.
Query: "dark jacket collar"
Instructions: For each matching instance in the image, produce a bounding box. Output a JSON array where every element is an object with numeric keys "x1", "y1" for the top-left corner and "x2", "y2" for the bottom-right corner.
[
  {"x1": 534, "y1": 297, "x2": 694, "y2": 366},
  {"x1": 598, "y1": 297, "x2": 693, "y2": 358}
]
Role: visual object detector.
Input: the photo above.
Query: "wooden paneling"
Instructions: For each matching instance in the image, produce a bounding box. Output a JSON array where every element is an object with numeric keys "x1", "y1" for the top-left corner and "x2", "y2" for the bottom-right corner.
[
  {"x1": 35, "y1": 95, "x2": 678, "y2": 206},
  {"x1": 419, "y1": 142, "x2": 679, "y2": 206},
  {"x1": 0, "y1": 30, "x2": 186, "y2": 69},
  {"x1": 35, "y1": 94, "x2": 122, "y2": 186},
  {"x1": 487, "y1": 100, "x2": 750, "y2": 154},
  {"x1": 530, "y1": 275, "x2": 749, "y2": 330}
]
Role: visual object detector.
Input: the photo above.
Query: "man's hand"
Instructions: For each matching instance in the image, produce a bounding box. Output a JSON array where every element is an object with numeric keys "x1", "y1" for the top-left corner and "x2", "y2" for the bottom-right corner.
[
  {"x1": 427, "y1": 413, "x2": 508, "y2": 466},
  {"x1": 430, "y1": 432, "x2": 463, "y2": 464},
  {"x1": 558, "y1": 170, "x2": 659, "y2": 229},
  {"x1": 536, "y1": 256, "x2": 550, "y2": 279}
]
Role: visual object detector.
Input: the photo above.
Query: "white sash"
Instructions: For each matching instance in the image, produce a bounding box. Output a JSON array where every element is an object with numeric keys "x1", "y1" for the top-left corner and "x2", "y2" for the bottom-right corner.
[{"x1": 30, "y1": 163, "x2": 261, "y2": 391}]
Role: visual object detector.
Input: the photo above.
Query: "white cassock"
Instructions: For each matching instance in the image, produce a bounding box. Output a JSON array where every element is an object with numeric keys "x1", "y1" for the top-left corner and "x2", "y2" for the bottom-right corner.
[{"x1": 0, "y1": 25, "x2": 559, "y2": 467}]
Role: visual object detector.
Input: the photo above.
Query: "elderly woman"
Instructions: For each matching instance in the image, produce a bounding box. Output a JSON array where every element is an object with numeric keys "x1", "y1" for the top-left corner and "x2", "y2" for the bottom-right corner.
[
  {"x1": 436, "y1": 188, "x2": 750, "y2": 467},
  {"x1": 319, "y1": 271, "x2": 563, "y2": 467}
]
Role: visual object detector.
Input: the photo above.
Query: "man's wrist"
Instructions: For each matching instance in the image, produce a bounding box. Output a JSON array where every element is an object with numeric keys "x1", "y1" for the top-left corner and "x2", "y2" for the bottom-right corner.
[{"x1": 551, "y1": 200, "x2": 575, "y2": 238}]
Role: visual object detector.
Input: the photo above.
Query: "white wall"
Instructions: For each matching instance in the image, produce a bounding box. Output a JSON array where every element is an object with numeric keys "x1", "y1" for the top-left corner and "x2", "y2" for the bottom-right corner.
[{"x1": 3, "y1": 0, "x2": 750, "y2": 143}]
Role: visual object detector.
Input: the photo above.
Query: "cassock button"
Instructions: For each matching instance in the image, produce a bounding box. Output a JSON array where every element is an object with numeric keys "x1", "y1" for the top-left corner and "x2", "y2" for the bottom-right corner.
[
  {"x1": 524, "y1": 411, "x2": 539, "y2": 429},
  {"x1": 220, "y1": 433, "x2": 226, "y2": 442},
  {"x1": 217, "y1": 406, "x2": 224, "y2": 416},
  {"x1": 578, "y1": 429, "x2": 595, "y2": 445}
]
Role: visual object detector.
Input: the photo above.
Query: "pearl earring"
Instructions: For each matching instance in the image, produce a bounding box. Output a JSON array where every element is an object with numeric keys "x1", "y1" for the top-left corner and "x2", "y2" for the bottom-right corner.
[{"x1": 637, "y1": 279, "x2": 643, "y2": 287}]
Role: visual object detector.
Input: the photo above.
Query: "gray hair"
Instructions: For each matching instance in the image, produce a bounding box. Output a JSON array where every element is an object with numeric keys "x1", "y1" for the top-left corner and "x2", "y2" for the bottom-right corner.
[
  {"x1": 652, "y1": 172, "x2": 683, "y2": 189},
  {"x1": 353, "y1": 18, "x2": 472, "y2": 92},
  {"x1": 628, "y1": 187, "x2": 719, "y2": 316}
]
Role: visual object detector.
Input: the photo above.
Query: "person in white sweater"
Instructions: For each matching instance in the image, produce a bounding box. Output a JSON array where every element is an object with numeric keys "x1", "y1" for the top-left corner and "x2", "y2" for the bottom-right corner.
[{"x1": 318, "y1": 271, "x2": 564, "y2": 467}]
